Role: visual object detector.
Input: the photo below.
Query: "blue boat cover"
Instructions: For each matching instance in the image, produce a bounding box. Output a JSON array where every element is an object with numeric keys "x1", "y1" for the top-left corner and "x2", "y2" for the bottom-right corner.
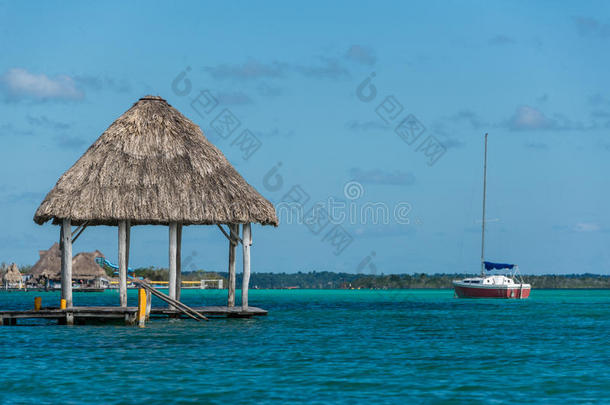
[{"x1": 484, "y1": 261, "x2": 515, "y2": 270}]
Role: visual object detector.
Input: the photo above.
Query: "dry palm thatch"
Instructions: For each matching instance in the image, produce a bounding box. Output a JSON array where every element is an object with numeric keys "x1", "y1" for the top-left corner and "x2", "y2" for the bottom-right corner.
[
  {"x1": 30, "y1": 244, "x2": 107, "y2": 280},
  {"x1": 72, "y1": 250, "x2": 107, "y2": 280},
  {"x1": 29, "y1": 243, "x2": 61, "y2": 279},
  {"x1": 34, "y1": 96, "x2": 278, "y2": 227},
  {"x1": 1, "y1": 263, "x2": 22, "y2": 283}
]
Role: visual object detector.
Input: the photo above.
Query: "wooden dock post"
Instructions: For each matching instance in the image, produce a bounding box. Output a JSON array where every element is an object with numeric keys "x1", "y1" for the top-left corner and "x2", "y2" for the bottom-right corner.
[
  {"x1": 138, "y1": 288, "x2": 147, "y2": 327},
  {"x1": 34, "y1": 297, "x2": 41, "y2": 311},
  {"x1": 227, "y1": 224, "x2": 238, "y2": 307},
  {"x1": 118, "y1": 220, "x2": 129, "y2": 307},
  {"x1": 168, "y1": 222, "x2": 178, "y2": 307},
  {"x1": 66, "y1": 311, "x2": 74, "y2": 326},
  {"x1": 60, "y1": 219, "x2": 73, "y2": 308},
  {"x1": 125, "y1": 312, "x2": 136, "y2": 326},
  {"x1": 126, "y1": 219, "x2": 130, "y2": 281},
  {"x1": 145, "y1": 289, "x2": 152, "y2": 321},
  {"x1": 176, "y1": 223, "x2": 182, "y2": 301},
  {"x1": 241, "y1": 223, "x2": 251, "y2": 310}
]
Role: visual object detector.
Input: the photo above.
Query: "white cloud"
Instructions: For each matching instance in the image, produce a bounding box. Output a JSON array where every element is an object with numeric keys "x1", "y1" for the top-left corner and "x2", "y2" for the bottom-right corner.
[
  {"x1": 573, "y1": 222, "x2": 600, "y2": 232},
  {"x1": 0, "y1": 68, "x2": 84, "y2": 101},
  {"x1": 508, "y1": 106, "x2": 554, "y2": 130},
  {"x1": 506, "y1": 105, "x2": 593, "y2": 131}
]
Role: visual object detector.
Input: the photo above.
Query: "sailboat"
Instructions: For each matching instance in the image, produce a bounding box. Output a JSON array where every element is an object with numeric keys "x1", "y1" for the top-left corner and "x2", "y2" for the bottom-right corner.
[{"x1": 453, "y1": 133, "x2": 531, "y2": 299}]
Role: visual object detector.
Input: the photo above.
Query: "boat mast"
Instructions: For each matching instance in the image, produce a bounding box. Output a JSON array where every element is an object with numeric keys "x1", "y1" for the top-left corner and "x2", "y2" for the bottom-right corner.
[{"x1": 481, "y1": 133, "x2": 488, "y2": 276}]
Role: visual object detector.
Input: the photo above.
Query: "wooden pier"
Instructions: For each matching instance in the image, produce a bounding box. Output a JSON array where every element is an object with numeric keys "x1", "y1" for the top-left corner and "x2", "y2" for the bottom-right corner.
[{"x1": 0, "y1": 305, "x2": 267, "y2": 326}]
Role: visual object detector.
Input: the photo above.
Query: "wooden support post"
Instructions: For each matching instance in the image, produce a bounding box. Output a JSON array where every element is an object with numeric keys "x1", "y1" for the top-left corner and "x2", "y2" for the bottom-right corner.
[
  {"x1": 241, "y1": 223, "x2": 252, "y2": 310},
  {"x1": 227, "y1": 224, "x2": 238, "y2": 307},
  {"x1": 60, "y1": 219, "x2": 73, "y2": 308},
  {"x1": 126, "y1": 220, "x2": 131, "y2": 270},
  {"x1": 125, "y1": 313, "x2": 135, "y2": 326},
  {"x1": 125, "y1": 220, "x2": 131, "y2": 314},
  {"x1": 138, "y1": 288, "x2": 147, "y2": 327},
  {"x1": 176, "y1": 223, "x2": 182, "y2": 301},
  {"x1": 66, "y1": 311, "x2": 74, "y2": 326},
  {"x1": 169, "y1": 222, "x2": 178, "y2": 304},
  {"x1": 118, "y1": 220, "x2": 129, "y2": 307},
  {"x1": 71, "y1": 222, "x2": 88, "y2": 244},
  {"x1": 145, "y1": 289, "x2": 152, "y2": 321}
]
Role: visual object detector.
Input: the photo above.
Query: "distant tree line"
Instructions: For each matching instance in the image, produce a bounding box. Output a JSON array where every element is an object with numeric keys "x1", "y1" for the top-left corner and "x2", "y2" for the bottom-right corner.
[
  {"x1": 215, "y1": 271, "x2": 610, "y2": 289},
  {"x1": 133, "y1": 267, "x2": 223, "y2": 282},
  {"x1": 15, "y1": 264, "x2": 610, "y2": 288}
]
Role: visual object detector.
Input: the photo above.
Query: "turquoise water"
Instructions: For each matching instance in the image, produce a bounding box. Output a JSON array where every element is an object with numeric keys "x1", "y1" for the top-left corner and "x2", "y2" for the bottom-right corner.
[{"x1": 1, "y1": 289, "x2": 609, "y2": 404}]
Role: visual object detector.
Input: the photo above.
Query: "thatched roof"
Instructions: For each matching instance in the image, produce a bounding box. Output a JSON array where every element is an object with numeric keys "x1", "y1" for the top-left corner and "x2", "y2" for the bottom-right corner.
[
  {"x1": 34, "y1": 95, "x2": 278, "y2": 227},
  {"x1": 30, "y1": 243, "x2": 61, "y2": 279},
  {"x1": 1, "y1": 263, "x2": 22, "y2": 283},
  {"x1": 72, "y1": 251, "x2": 107, "y2": 280},
  {"x1": 30, "y1": 243, "x2": 107, "y2": 281}
]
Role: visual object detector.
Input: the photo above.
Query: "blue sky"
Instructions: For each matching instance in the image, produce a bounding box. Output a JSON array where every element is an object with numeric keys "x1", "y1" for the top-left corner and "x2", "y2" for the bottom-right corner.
[{"x1": 0, "y1": 1, "x2": 609, "y2": 275}]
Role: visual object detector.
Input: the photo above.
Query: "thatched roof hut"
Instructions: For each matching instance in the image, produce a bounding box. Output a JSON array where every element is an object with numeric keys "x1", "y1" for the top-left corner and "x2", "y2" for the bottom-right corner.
[
  {"x1": 34, "y1": 95, "x2": 277, "y2": 226},
  {"x1": 32, "y1": 95, "x2": 277, "y2": 310},
  {"x1": 30, "y1": 244, "x2": 106, "y2": 281},
  {"x1": 1, "y1": 263, "x2": 22, "y2": 283},
  {"x1": 30, "y1": 243, "x2": 61, "y2": 279},
  {"x1": 72, "y1": 251, "x2": 107, "y2": 280}
]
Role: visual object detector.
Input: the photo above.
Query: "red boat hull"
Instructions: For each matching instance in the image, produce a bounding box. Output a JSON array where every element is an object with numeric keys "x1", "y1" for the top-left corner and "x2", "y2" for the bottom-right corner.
[{"x1": 454, "y1": 285, "x2": 530, "y2": 299}]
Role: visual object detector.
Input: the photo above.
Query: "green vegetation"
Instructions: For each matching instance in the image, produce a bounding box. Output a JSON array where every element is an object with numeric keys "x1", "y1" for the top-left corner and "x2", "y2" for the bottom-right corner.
[
  {"x1": 14, "y1": 262, "x2": 610, "y2": 289},
  {"x1": 98, "y1": 262, "x2": 116, "y2": 278},
  {"x1": 218, "y1": 271, "x2": 610, "y2": 289},
  {"x1": 133, "y1": 267, "x2": 168, "y2": 281},
  {"x1": 133, "y1": 267, "x2": 223, "y2": 282},
  {"x1": 18, "y1": 264, "x2": 33, "y2": 274}
]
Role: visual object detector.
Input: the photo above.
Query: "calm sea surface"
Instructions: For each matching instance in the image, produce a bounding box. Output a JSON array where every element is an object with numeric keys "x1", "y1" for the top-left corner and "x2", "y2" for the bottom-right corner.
[{"x1": 0, "y1": 289, "x2": 609, "y2": 404}]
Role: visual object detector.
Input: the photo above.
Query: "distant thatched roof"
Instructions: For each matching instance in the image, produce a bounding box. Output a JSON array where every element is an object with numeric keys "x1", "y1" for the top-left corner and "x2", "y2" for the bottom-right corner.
[
  {"x1": 72, "y1": 251, "x2": 107, "y2": 280},
  {"x1": 30, "y1": 243, "x2": 107, "y2": 280},
  {"x1": 30, "y1": 243, "x2": 61, "y2": 278},
  {"x1": 1, "y1": 263, "x2": 22, "y2": 283},
  {"x1": 34, "y1": 95, "x2": 278, "y2": 227}
]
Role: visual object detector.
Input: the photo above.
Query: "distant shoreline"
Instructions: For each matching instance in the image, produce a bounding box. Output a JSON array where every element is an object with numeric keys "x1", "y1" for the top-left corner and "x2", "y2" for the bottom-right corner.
[
  {"x1": 218, "y1": 272, "x2": 610, "y2": 290},
  {"x1": 11, "y1": 268, "x2": 610, "y2": 290},
  {"x1": 2, "y1": 287, "x2": 610, "y2": 292},
  {"x1": 132, "y1": 270, "x2": 610, "y2": 290}
]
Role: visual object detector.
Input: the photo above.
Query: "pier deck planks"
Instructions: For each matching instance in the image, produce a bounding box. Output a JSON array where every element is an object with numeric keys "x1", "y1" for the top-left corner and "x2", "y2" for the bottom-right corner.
[{"x1": 0, "y1": 305, "x2": 267, "y2": 325}]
